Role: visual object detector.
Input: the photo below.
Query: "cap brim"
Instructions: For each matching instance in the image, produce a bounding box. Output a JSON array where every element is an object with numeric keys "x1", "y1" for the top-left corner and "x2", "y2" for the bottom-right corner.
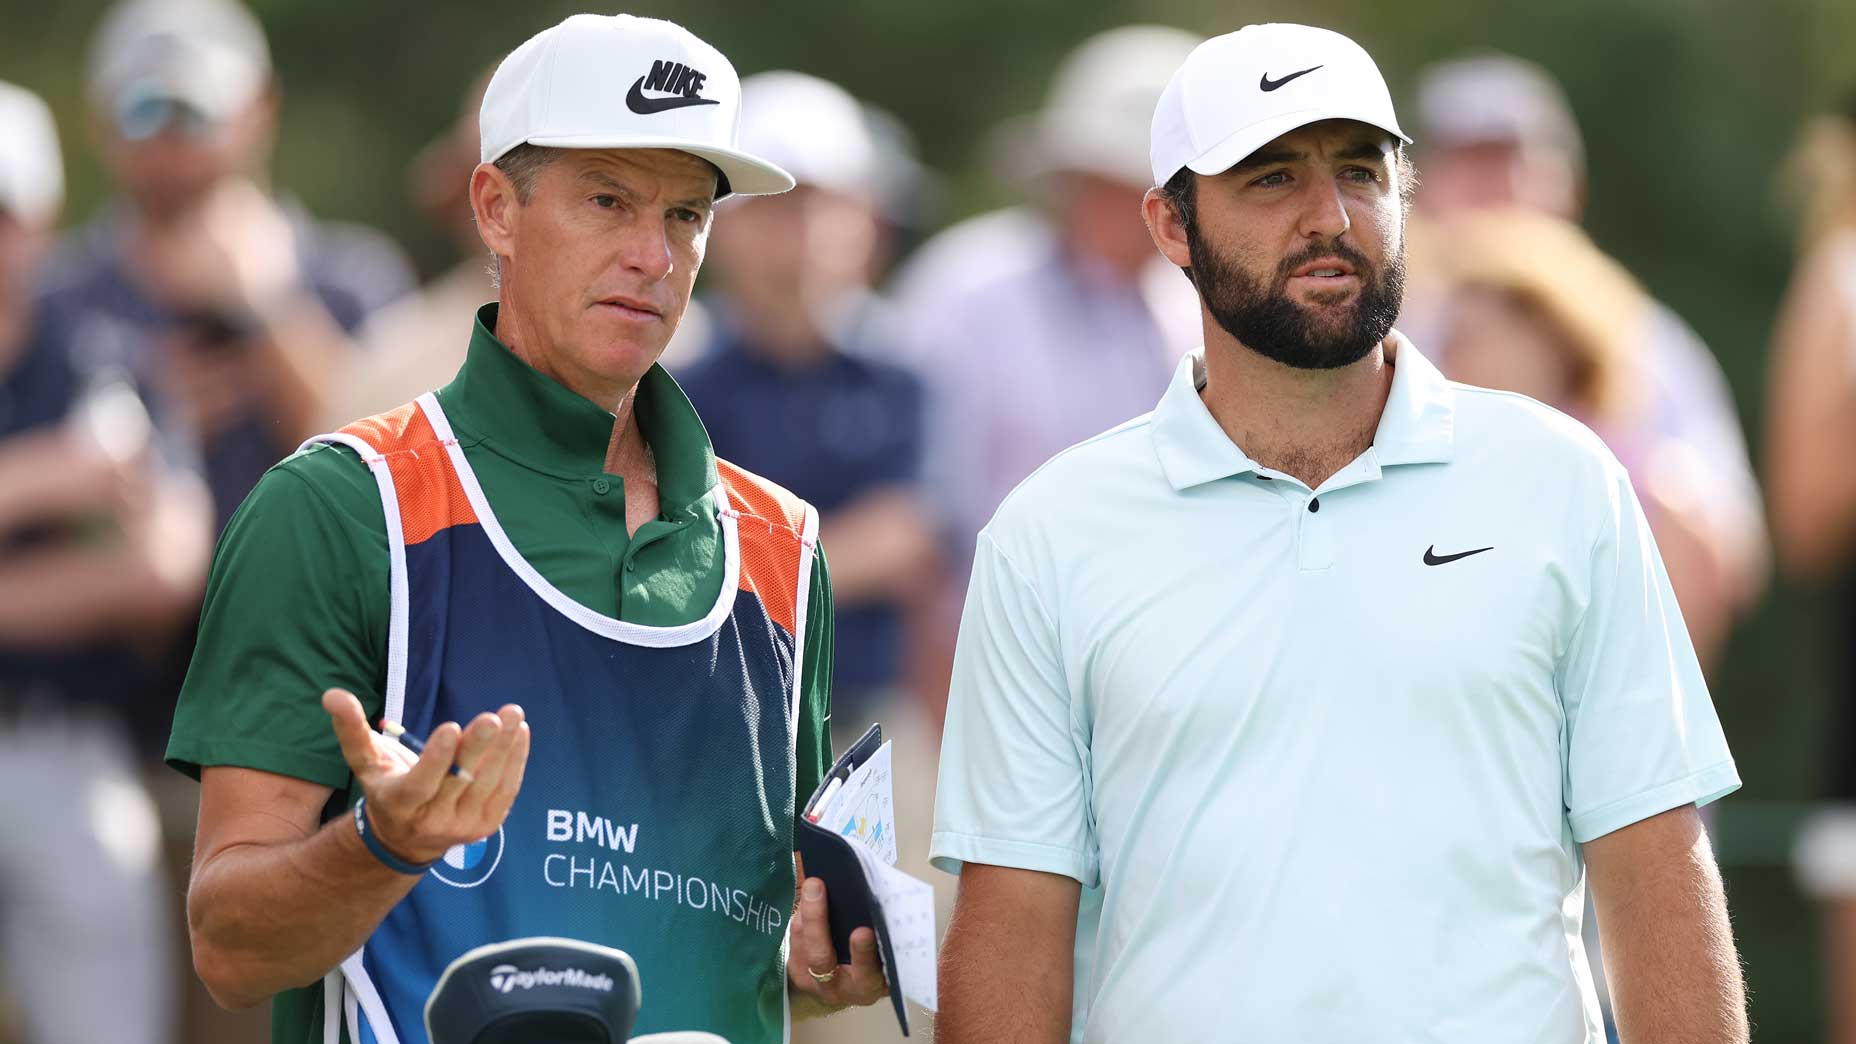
[
  {"x1": 520, "y1": 134, "x2": 796, "y2": 196},
  {"x1": 1185, "y1": 108, "x2": 1412, "y2": 179}
]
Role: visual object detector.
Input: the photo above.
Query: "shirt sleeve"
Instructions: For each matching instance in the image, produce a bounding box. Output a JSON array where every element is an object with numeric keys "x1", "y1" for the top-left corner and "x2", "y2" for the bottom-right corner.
[
  {"x1": 165, "y1": 445, "x2": 390, "y2": 787},
  {"x1": 931, "y1": 528, "x2": 1097, "y2": 885},
  {"x1": 793, "y1": 545, "x2": 834, "y2": 835},
  {"x1": 1557, "y1": 457, "x2": 1740, "y2": 844}
]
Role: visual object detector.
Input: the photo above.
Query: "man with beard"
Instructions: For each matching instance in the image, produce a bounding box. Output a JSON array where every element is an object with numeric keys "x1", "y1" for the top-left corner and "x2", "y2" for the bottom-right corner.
[{"x1": 930, "y1": 24, "x2": 1747, "y2": 1044}]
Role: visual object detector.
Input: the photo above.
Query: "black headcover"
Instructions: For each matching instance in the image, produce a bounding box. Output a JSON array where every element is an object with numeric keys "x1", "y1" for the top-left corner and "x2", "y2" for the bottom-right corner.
[{"x1": 425, "y1": 937, "x2": 641, "y2": 1044}]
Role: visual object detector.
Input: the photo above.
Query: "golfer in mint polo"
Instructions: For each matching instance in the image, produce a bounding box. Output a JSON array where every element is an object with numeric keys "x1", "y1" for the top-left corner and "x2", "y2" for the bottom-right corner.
[
  {"x1": 932, "y1": 23, "x2": 1749, "y2": 1044},
  {"x1": 167, "y1": 15, "x2": 886, "y2": 1044}
]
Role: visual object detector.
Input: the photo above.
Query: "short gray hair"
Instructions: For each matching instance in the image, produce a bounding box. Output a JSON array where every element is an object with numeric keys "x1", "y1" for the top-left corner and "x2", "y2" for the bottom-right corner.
[
  {"x1": 483, "y1": 143, "x2": 564, "y2": 286},
  {"x1": 493, "y1": 143, "x2": 562, "y2": 204}
]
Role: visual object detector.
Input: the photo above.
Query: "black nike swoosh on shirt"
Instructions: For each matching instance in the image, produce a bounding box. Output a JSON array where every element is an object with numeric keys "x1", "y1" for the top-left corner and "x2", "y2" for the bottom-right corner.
[
  {"x1": 1259, "y1": 65, "x2": 1323, "y2": 91},
  {"x1": 625, "y1": 78, "x2": 721, "y2": 115},
  {"x1": 1424, "y1": 545, "x2": 1495, "y2": 566}
]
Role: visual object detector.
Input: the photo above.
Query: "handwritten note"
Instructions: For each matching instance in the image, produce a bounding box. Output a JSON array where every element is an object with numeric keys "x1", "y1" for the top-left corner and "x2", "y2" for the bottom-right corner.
[
  {"x1": 815, "y1": 741, "x2": 899, "y2": 866},
  {"x1": 811, "y1": 739, "x2": 936, "y2": 1011},
  {"x1": 848, "y1": 827, "x2": 939, "y2": 1012}
]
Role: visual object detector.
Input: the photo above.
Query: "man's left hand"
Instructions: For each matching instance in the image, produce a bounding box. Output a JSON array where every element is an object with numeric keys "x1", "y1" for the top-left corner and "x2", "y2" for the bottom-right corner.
[{"x1": 787, "y1": 875, "x2": 889, "y2": 1010}]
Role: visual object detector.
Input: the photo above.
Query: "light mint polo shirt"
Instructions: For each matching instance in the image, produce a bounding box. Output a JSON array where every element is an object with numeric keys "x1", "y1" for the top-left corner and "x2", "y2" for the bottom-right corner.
[{"x1": 930, "y1": 333, "x2": 1739, "y2": 1044}]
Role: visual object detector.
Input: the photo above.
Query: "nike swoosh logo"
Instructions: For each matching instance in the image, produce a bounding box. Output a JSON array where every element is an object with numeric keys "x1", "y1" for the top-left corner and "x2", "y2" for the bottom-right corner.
[
  {"x1": 1424, "y1": 545, "x2": 1495, "y2": 566},
  {"x1": 1260, "y1": 65, "x2": 1323, "y2": 91},
  {"x1": 625, "y1": 77, "x2": 721, "y2": 115}
]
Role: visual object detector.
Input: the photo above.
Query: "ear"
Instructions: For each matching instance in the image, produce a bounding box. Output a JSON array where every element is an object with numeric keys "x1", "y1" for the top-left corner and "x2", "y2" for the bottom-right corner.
[
  {"x1": 1142, "y1": 186, "x2": 1192, "y2": 269},
  {"x1": 470, "y1": 162, "x2": 521, "y2": 265}
]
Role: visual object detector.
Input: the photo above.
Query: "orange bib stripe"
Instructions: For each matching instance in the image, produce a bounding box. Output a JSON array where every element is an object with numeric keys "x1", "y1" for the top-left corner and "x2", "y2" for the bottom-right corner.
[
  {"x1": 719, "y1": 459, "x2": 815, "y2": 637},
  {"x1": 340, "y1": 404, "x2": 478, "y2": 547}
]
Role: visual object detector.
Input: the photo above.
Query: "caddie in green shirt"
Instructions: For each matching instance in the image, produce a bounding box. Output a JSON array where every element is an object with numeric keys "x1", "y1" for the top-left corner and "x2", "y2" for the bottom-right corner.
[{"x1": 167, "y1": 14, "x2": 888, "y2": 1044}]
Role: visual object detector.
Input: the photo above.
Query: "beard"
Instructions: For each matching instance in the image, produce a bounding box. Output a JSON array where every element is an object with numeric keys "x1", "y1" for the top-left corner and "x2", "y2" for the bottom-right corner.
[{"x1": 1189, "y1": 231, "x2": 1406, "y2": 370}]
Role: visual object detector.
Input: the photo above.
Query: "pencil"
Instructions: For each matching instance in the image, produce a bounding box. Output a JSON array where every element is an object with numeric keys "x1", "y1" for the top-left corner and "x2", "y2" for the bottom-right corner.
[{"x1": 381, "y1": 720, "x2": 476, "y2": 784}]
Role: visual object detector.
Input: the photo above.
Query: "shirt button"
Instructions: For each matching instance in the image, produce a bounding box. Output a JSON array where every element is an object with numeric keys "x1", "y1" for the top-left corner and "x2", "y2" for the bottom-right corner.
[
  {"x1": 593, "y1": 478, "x2": 611, "y2": 495},
  {"x1": 1308, "y1": 498, "x2": 1321, "y2": 513}
]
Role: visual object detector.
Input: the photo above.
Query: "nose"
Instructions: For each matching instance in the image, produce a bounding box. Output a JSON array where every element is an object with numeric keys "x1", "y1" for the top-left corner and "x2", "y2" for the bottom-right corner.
[
  {"x1": 1297, "y1": 177, "x2": 1351, "y2": 241},
  {"x1": 616, "y1": 220, "x2": 676, "y2": 283}
]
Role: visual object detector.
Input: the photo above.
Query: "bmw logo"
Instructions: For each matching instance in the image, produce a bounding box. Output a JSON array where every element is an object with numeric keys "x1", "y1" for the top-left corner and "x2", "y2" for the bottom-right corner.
[{"x1": 430, "y1": 826, "x2": 504, "y2": 888}]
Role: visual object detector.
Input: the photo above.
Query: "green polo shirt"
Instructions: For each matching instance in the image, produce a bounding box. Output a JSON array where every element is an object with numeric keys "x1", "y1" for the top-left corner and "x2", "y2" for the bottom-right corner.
[{"x1": 168, "y1": 300, "x2": 833, "y2": 820}]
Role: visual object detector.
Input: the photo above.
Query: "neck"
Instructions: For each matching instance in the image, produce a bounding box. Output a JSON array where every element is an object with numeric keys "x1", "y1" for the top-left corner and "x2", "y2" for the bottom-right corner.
[
  {"x1": 494, "y1": 301, "x2": 638, "y2": 412},
  {"x1": 603, "y1": 385, "x2": 650, "y2": 476},
  {"x1": 1198, "y1": 316, "x2": 1394, "y2": 489},
  {"x1": 731, "y1": 290, "x2": 830, "y2": 365}
]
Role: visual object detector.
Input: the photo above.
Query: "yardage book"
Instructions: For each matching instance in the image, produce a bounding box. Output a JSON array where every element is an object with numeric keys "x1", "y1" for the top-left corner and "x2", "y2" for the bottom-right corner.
[{"x1": 795, "y1": 723, "x2": 938, "y2": 1033}]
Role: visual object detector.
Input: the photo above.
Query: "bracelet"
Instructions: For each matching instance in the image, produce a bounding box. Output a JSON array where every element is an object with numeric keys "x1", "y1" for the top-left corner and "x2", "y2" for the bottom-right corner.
[{"x1": 353, "y1": 797, "x2": 438, "y2": 875}]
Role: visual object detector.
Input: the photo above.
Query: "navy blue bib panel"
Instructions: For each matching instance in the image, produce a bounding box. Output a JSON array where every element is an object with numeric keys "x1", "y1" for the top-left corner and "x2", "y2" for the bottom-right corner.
[{"x1": 309, "y1": 394, "x2": 817, "y2": 1044}]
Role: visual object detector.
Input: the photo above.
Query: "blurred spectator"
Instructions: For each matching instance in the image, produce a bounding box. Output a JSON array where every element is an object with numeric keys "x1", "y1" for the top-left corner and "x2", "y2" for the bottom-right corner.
[
  {"x1": 1767, "y1": 90, "x2": 1856, "y2": 1044},
  {"x1": 890, "y1": 25, "x2": 1203, "y2": 574},
  {"x1": 1410, "y1": 52, "x2": 1768, "y2": 619},
  {"x1": 673, "y1": 70, "x2": 940, "y2": 1043},
  {"x1": 324, "y1": 70, "x2": 496, "y2": 424},
  {"x1": 0, "y1": 79, "x2": 212, "y2": 1044},
  {"x1": 856, "y1": 100, "x2": 937, "y2": 288},
  {"x1": 37, "y1": 0, "x2": 414, "y2": 530},
  {"x1": 888, "y1": 30, "x2": 1200, "y2": 1042},
  {"x1": 683, "y1": 71, "x2": 935, "y2": 719},
  {"x1": 1435, "y1": 209, "x2": 1738, "y2": 668}
]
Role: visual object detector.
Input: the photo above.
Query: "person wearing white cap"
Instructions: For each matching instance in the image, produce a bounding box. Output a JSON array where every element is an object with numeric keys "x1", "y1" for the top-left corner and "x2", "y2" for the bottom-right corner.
[
  {"x1": 933, "y1": 23, "x2": 1748, "y2": 1044},
  {"x1": 36, "y1": 0, "x2": 416, "y2": 537},
  {"x1": 0, "y1": 81, "x2": 62, "y2": 360},
  {"x1": 1408, "y1": 51, "x2": 1769, "y2": 671},
  {"x1": 888, "y1": 25, "x2": 1204, "y2": 602},
  {"x1": 0, "y1": 79, "x2": 215, "y2": 1044},
  {"x1": 169, "y1": 14, "x2": 884, "y2": 1044}
]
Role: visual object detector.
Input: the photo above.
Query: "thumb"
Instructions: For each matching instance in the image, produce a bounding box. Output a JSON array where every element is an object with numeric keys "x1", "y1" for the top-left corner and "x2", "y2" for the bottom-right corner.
[{"x1": 322, "y1": 688, "x2": 384, "y2": 784}]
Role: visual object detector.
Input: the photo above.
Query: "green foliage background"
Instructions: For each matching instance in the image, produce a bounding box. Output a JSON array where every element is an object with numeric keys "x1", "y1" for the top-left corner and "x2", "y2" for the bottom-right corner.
[{"x1": 4, "y1": 0, "x2": 1853, "y2": 1035}]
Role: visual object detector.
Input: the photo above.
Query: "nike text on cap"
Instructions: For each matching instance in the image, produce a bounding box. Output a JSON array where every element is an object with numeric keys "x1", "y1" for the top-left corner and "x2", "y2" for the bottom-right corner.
[
  {"x1": 1149, "y1": 23, "x2": 1410, "y2": 187},
  {"x1": 479, "y1": 13, "x2": 795, "y2": 198}
]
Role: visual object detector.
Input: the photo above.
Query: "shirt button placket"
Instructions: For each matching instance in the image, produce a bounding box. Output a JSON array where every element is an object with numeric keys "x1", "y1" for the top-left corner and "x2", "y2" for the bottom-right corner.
[{"x1": 1298, "y1": 494, "x2": 1336, "y2": 571}]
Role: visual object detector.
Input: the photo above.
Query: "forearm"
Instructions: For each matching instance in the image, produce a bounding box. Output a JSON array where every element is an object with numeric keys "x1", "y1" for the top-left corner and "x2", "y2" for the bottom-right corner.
[
  {"x1": 0, "y1": 478, "x2": 210, "y2": 646},
  {"x1": 1764, "y1": 250, "x2": 1856, "y2": 578},
  {"x1": 0, "y1": 430, "x2": 114, "y2": 536},
  {"x1": 188, "y1": 809, "x2": 421, "y2": 1009},
  {"x1": 1590, "y1": 809, "x2": 1748, "y2": 1044},
  {"x1": 0, "y1": 544, "x2": 185, "y2": 646},
  {"x1": 252, "y1": 295, "x2": 363, "y2": 446},
  {"x1": 817, "y1": 489, "x2": 940, "y2": 604},
  {"x1": 937, "y1": 867, "x2": 1077, "y2": 1044}
]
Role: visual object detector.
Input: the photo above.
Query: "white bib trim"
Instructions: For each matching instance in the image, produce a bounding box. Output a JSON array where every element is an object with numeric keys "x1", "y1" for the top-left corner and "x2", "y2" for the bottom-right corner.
[{"x1": 415, "y1": 392, "x2": 741, "y2": 648}]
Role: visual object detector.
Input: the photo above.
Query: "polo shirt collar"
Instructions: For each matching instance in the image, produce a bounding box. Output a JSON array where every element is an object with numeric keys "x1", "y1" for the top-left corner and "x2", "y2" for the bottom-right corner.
[
  {"x1": 441, "y1": 304, "x2": 720, "y2": 515},
  {"x1": 1151, "y1": 329, "x2": 1456, "y2": 492}
]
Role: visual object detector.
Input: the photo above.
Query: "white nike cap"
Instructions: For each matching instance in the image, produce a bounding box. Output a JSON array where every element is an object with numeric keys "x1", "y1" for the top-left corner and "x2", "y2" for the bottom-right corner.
[
  {"x1": 1150, "y1": 23, "x2": 1410, "y2": 187},
  {"x1": 0, "y1": 81, "x2": 63, "y2": 226},
  {"x1": 479, "y1": 14, "x2": 794, "y2": 198}
]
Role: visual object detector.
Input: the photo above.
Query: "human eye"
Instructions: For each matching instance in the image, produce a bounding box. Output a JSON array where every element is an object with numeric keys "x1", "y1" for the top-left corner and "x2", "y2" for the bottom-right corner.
[
  {"x1": 671, "y1": 207, "x2": 705, "y2": 225},
  {"x1": 1251, "y1": 170, "x2": 1291, "y2": 188},
  {"x1": 1342, "y1": 166, "x2": 1384, "y2": 185},
  {"x1": 591, "y1": 194, "x2": 620, "y2": 209}
]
